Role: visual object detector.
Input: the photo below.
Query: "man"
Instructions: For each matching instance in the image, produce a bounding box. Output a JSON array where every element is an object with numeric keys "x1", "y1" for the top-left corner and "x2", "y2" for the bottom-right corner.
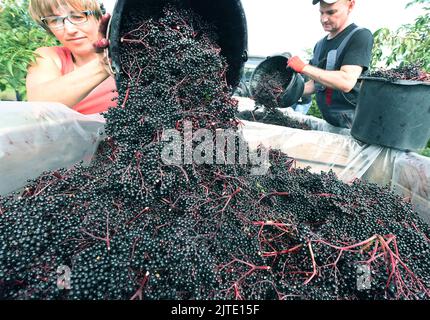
[{"x1": 287, "y1": 0, "x2": 374, "y2": 128}]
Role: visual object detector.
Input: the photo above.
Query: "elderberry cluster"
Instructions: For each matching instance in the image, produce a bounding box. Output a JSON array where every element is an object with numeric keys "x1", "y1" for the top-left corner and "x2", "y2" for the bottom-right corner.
[
  {"x1": 252, "y1": 72, "x2": 292, "y2": 110},
  {"x1": 368, "y1": 63, "x2": 430, "y2": 82},
  {"x1": 237, "y1": 109, "x2": 311, "y2": 130}
]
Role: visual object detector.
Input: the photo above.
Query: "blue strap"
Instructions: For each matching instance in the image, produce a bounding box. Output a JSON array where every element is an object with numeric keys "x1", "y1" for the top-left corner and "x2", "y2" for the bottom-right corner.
[
  {"x1": 312, "y1": 38, "x2": 325, "y2": 67},
  {"x1": 326, "y1": 27, "x2": 363, "y2": 71}
]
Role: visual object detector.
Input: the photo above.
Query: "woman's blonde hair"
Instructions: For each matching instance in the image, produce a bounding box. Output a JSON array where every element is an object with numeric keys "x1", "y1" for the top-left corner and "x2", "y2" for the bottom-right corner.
[{"x1": 29, "y1": 0, "x2": 103, "y2": 30}]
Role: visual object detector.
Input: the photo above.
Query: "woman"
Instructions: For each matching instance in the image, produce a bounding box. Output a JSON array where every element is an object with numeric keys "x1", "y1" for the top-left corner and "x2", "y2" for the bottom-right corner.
[{"x1": 26, "y1": 0, "x2": 118, "y2": 114}]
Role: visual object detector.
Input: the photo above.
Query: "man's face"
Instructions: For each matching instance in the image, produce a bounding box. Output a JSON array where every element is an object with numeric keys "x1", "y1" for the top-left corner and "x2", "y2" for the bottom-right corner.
[{"x1": 319, "y1": 0, "x2": 354, "y2": 34}]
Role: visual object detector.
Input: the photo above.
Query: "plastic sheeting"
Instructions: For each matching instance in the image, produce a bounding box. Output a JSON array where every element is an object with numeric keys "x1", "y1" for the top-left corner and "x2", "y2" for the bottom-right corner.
[
  {"x1": 0, "y1": 102, "x2": 106, "y2": 196},
  {"x1": 235, "y1": 96, "x2": 352, "y2": 136},
  {"x1": 235, "y1": 97, "x2": 379, "y2": 181},
  {"x1": 236, "y1": 97, "x2": 430, "y2": 223},
  {"x1": 239, "y1": 120, "x2": 383, "y2": 182},
  {"x1": 282, "y1": 107, "x2": 352, "y2": 136},
  {"x1": 392, "y1": 153, "x2": 430, "y2": 224}
]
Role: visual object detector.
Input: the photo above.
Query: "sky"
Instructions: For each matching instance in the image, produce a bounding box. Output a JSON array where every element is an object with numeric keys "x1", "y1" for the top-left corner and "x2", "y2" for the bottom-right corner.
[{"x1": 103, "y1": 0, "x2": 425, "y2": 57}]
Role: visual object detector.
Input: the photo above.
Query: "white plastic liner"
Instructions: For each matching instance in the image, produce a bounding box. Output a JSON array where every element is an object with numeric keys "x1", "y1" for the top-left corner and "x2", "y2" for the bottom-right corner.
[
  {"x1": 236, "y1": 97, "x2": 430, "y2": 223},
  {"x1": 0, "y1": 102, "x2": 106, "y2": 195}
]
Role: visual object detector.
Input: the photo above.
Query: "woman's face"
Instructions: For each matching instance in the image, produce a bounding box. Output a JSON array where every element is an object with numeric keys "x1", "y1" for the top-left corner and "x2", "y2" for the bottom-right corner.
[{"x1": 49, "y1": 5, "x2": 100, "y2": 57}]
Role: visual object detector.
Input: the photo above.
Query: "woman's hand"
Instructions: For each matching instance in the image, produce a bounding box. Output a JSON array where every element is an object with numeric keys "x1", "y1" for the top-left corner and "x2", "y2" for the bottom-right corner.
[
  {"x1": 94, "y1": 13, "x2": 111, "y2": 51},
  {"x1": 93, "y1": 14, "x2": 114, "y2": 76}
]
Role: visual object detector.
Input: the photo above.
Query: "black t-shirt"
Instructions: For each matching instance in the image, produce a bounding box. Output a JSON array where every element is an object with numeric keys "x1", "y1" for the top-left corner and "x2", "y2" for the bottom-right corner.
[
  {"x1": 310, "y1": 23, "x2": 374, "y2": 72},
  {"x1": 308, "y1": 24, "x2": 374, "y2": 128}
]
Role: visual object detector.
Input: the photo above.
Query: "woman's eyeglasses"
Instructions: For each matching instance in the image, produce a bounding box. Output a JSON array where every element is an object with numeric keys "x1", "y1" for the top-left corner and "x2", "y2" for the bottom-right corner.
[{"x1": 41, "y1": 10, "x2": 96, "y2": 30}]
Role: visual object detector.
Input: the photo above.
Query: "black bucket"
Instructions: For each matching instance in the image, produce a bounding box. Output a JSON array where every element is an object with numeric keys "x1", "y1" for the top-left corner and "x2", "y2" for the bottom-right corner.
[
  {"x1": 351, "y1": 77, "x2": 430, "y2": 151},
  {"x1": 107, "y1": 0, "x2": 248, "y2": 89},
  {"x1": 249, "y1": 53, "x2": 304, "y2": 108}
]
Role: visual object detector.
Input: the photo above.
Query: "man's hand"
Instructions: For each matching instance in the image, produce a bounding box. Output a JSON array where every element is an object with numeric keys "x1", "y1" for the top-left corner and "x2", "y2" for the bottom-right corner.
[{"x1": 287, "y1": 56, "x2": 307, "y2": 73}]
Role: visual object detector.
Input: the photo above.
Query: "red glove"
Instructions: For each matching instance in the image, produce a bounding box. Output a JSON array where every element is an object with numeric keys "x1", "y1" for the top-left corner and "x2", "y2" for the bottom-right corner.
[{"x1": 287, "y1": 56, "x2": 307, "y2": 73}]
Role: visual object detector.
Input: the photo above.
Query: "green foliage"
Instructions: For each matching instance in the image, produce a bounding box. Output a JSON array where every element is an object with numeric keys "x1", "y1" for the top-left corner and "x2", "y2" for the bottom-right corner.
[
  {"x1": 307, "y1": 96, "x2": 322, "y2": 119},
  {"x1": 421, "y1": 148, "x2": 430, "y2": 157},
  {"x1": 422, "y1": 140, "x2": 430, "y2": 157},
  {"x1": 0, "y1": 0, "x2": 58, "y2": 100},
  {"x1": 372, "y1": 0, "x2": 430, "y2": 71}
]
